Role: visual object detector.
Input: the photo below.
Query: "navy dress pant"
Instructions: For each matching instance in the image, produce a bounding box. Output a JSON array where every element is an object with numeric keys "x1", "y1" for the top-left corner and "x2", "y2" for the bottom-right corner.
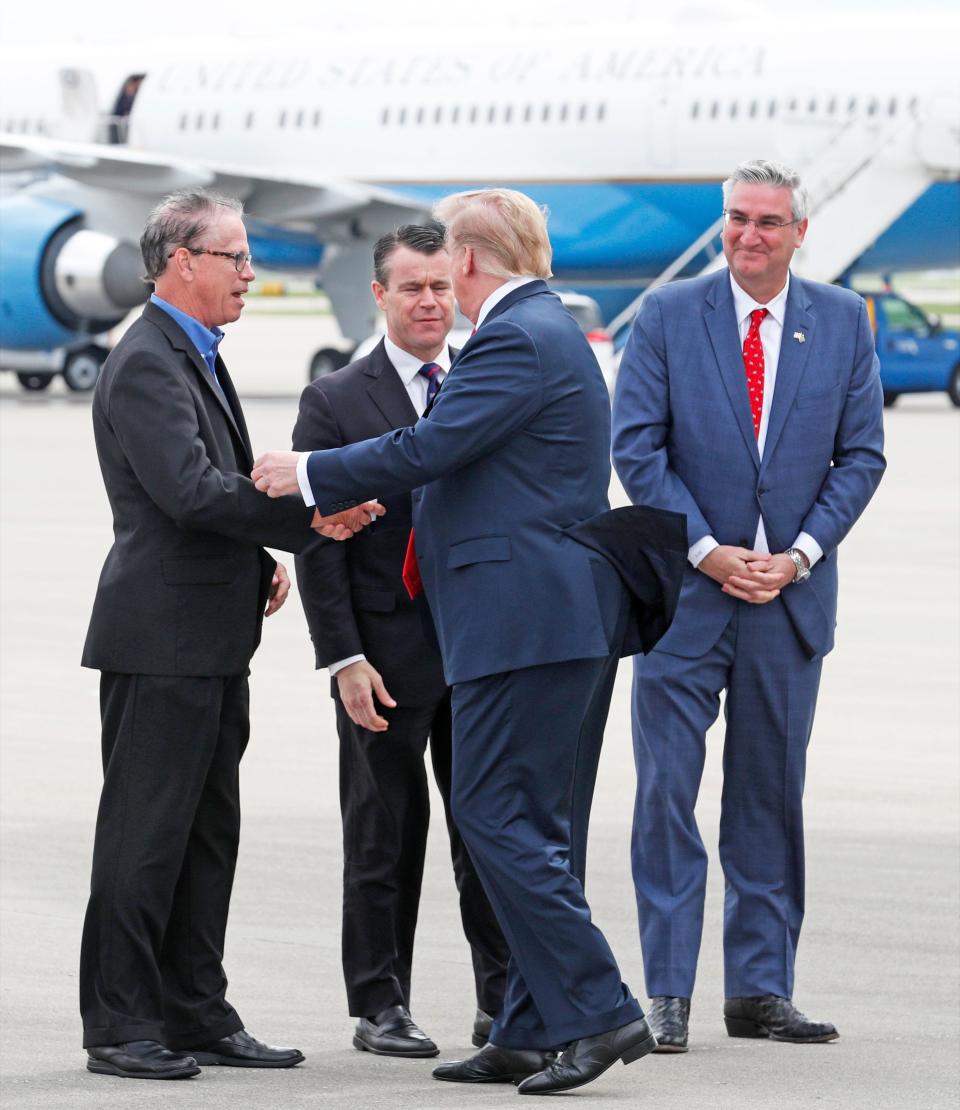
[
  {"x1": 631, "y1": 598, "x2": 823, "y2": 1000},
  {"x1": 450, "y1": 645, "x2": 642, "y2": 1050}
]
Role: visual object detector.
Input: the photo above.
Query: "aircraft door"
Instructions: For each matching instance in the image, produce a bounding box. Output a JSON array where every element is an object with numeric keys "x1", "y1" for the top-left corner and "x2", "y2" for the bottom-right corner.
[{"x1": 57, "y1": 68, "x2": 100, "y2": 142}]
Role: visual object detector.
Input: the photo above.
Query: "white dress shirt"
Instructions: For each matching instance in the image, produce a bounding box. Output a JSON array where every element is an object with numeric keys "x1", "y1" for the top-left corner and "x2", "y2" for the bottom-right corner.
[
  {"x1": 294, "y1": 337, "x2": 451, "y2": 675},
  {"x1": 475, "y1": 276, "x2": 538, "y2": 328},
  {"x1": 687, "y1": 273, "x2": 822, "y2": 571}
]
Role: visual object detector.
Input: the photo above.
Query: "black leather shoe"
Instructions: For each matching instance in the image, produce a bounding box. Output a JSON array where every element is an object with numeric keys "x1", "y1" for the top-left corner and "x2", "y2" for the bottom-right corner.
[
  {"x1": 354, "y1": 1005, "x2": 438, "y2": 1058},
  {"x1": 86, "y1": 1040, "x2": 200, "y2": 1079},
  {"x1": 433, "y1": 1042, "x2": 555, "y2": 1083},
  {"x1": 517, "y1": 1017, "x2": 657, "y2": 1095},
  {"x1": 724, "y1": 996, "x2": 838, "y2": 1043},
  {"x1": 647, "y1": 996, "x2": 690, "y2": 1053},
  {"x1": 186, "y1": 1029, "x2": 305, "y2": 1067},
  {"x1": 472, "y1": 1008, "x2": 494, "y2": 1048}
]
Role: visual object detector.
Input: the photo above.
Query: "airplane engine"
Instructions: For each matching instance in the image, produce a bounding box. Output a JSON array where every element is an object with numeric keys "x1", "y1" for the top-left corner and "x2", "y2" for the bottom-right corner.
[{"x1": 0, "y1": 194, "x2": 147, "y2": 351}]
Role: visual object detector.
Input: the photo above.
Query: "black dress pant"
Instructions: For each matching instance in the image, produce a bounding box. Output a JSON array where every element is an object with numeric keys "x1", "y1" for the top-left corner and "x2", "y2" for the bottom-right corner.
[
  {"x1": 336, "y1": 690, "x2": 509, "y2": 1018},
  {"x1": 80, "y1": 672, "x2": 249, "y2": 1048}
]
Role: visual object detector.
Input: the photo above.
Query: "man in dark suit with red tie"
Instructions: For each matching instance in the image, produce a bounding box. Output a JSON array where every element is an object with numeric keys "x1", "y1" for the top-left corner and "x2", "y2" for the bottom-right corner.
[{"x1": 292, "y1": 223, "x2": 508, "y2": 1058}]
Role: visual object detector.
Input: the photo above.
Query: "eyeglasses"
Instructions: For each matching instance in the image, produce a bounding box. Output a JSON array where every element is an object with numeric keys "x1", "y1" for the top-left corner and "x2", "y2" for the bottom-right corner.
[
  {"x1": 723, "y1": 211, "x2": 801, "y2": 233},
  {"x1": 170, "y1": 247, "x2": 254, "y2": 272}
]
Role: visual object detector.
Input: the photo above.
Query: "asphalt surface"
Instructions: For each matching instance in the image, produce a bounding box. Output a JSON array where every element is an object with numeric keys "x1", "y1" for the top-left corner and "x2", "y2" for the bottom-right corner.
[{"x1": 1, "y1": 333, "x2": 957, "y2": 1108}]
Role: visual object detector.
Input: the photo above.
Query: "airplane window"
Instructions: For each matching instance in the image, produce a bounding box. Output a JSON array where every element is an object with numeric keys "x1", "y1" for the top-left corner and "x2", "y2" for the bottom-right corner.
[
  {"x1": 381, "y1": 107, "x2": 389, "y2": 125},
  {"x1": 887, "y1": 98, "x2": 897, "y2": 116},
  {"x1": 245, "y1": 111, "x2": 254, "y2": 129},
  {"x1": 398, "y1": 107, "x2": 407, "y2": 125},
  {"x1": 867, "y1": 98, "x2": 878, "y2": 116},
  {"x1": 469, "y1": 105, "x2": 478, "y2": 124},
  {"x1": 313, "y1": 109, "x2": 322, "y2": 127},
  {"x1": 579, "y1": 102, "x2": 588, "y2": 122},
  {"x1": 787, "y1": 98, "x2": 797, "y2": 113},
  {"x1": 434, "y1": 105, "x2": 443, "y2": 124},
  {"x1": 542, "y1": 104, "x2": 551, "y2": 122},
  {"x1": 212, "y1": 112, "x2": 220, "y2": 130},
  {"x1": 296, "y1": 110, "x2": 304, "y2": 127},
  {"x1": 690, "y1": 102, "x2": 699, "y2": 119},
  {"x1": 597, "y1": 103, "x2": 606, "y2": 122},
  {"x1": 451, "y1": 105, "x2": 460, "y2": 124},
  {"x1": 847, "y1": 96, "x2": 857, "y2": 113},
  {"x1": 178, "y1": 113, "x2": 187, "y2": 130},
  {"x1": 748, "y1": 100, "x2": 757, "y2": 118},
  {"x1": 768, "y1": 100, "x2": 777, "y2": 117},
  {"x1": 488, "y1": 105, "x2": 496, "y2": 123},
  {"x1": 559, "y1": 103, "x2": 568, "y2": 122},
  {"x1": 827, "y1": 97, "x2": 836, "y2": 114},
  {"x1": 908, "y1": 96, "x2": 918, "y2": 116},
  {"x1": 808, "y1": 98, "x2": 817, "y2": 113},
  {"x1": 504, "y1": 104, "x2": 513, "y2": 123},
  {"x1": 710, "y1": 101, "x2": 719, "y2": 119},
  {"x1": 729, "y1": 102, "x2": 738, "y2": 119},
  {"x1": 415, "y1": 107, "x2": 424, "y2": 124},
  {"x1": 196, "y1": 113, "x2": 204, "y2": 129},
  {"x1": 524, "y1": 104, "x2": 533, "y2": 123},
  {"x1": 279, "y1": 110, "x2": 287, "y2": 127}
]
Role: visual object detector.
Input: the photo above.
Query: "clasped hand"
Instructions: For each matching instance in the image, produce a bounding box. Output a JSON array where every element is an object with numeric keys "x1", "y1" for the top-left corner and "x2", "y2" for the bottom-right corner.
[
  {"x1": 251, "y1": 451, "x2": 385, "y2": 540},
  {"x1": 698, "y1": 545, "x2": 798, "y2": 604}
]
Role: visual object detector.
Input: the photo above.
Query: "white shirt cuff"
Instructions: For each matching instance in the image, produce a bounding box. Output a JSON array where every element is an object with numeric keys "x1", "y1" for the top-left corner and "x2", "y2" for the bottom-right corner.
[
  {"x1": 296, "y1": 452, "x2": 315, "y2": 507},
  {"x1": 688, "y1": 535, "x2": 718, "y2": 569},
  {"x1": 790, "y1": 532, "x2": 823, "y2": 569},
  {"x1": 329, "y1": 654, "x2": 366, "y2": 676}
]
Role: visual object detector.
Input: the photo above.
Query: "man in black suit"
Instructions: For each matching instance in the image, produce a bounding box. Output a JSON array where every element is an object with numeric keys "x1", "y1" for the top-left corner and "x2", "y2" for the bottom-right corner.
[
  {"x1": 292, "y1": 223, "x2": 509, "y2": 1057},
  {"x1": 79, "y1": 189, "x2": 377, "y2": 1080}
]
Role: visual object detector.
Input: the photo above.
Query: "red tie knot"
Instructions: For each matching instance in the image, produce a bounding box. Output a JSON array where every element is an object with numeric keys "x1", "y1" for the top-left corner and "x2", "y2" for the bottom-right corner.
[{"x1": 749, "y1": 308, "x2": 769, "y2": 331}]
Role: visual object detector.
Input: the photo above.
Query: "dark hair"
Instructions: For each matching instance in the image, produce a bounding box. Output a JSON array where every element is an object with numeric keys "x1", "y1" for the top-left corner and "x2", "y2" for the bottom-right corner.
[
  {"x1": 373, "y1": 222, "x2": 447, "y2": 286},
  {"x1": 140, "y1": 189, "x2": 243, "y2": 281}
]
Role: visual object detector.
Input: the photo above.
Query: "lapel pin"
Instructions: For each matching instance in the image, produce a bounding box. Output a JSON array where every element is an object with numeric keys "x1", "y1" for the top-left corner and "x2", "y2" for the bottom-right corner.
[{"x1": 793, "y1": 331, "x2": 806, "y2": 343}]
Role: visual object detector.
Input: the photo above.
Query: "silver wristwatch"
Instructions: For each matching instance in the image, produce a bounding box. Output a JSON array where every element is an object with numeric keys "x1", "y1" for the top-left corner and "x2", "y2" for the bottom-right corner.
[{"x1": 785, "y1": 548, "x2": 811, "y2": 584}]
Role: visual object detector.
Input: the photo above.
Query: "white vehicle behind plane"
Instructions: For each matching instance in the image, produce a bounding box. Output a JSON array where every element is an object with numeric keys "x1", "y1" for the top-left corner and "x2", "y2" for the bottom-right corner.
[{"x1": 0, "y1": 11, "x2": 957, "y2": 390}]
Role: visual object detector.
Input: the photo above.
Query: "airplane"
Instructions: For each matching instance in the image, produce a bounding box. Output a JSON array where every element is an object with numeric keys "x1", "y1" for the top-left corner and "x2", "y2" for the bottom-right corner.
[{"x1": 0, "y1": 12, "x2": 958, "y2": 390}]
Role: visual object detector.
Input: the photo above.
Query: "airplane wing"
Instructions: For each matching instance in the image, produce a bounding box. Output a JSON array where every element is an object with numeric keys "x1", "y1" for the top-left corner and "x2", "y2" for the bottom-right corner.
[{"x1": 0, "y1": 133, "x2": 427, "y2": 233}]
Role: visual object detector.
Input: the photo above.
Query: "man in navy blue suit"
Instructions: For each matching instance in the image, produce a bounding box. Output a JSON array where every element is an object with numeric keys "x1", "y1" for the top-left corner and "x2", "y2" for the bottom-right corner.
[
  {"x1": 253, "y1": 189, "x2": 688, "y2": 1094},
  {"x1": 612, "y1": 160, "x2": 886, "y2": 1052}
]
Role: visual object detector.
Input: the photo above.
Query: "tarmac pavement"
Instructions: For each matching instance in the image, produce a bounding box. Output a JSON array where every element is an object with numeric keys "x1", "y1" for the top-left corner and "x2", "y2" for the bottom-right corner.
[{"x1": 1, "y1": 354, "x2": 957, "y2": 1108}]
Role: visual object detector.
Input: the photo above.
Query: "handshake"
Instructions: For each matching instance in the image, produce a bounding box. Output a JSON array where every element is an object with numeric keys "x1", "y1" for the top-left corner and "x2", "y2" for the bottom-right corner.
[{"x1": 252, "y1": 450, "x2": 385, "y2": 541}]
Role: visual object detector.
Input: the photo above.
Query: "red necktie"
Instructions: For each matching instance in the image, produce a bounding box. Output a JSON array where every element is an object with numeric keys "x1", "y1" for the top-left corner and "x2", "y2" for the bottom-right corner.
[
  {"x1": 742, "y1": 308, "x2": 768, "y2": 439},
  {"x1": 402, "y1": 530, "x2": 422, "y2": 600}
]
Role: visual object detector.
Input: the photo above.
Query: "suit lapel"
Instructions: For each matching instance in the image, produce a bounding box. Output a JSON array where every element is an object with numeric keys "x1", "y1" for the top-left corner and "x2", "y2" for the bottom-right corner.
[
  {"x1": 761, "y1": 278, "x2": 815, "y2": 470},
  {"x1": 364, "y1": 341, "x2": 419, "y2": 429},
  {"x1": 214, "y1": 358, "x2": 253, "y2": 466},
  {"x1": 703, "y1": 274, "x2": 760, "y2": 468}
]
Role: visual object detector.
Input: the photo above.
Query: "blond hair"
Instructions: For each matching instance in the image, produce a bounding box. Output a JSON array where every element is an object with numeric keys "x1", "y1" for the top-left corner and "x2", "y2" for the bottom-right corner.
[{"x1": 433, "y1": 189, "x2": 553, "y2": 280}]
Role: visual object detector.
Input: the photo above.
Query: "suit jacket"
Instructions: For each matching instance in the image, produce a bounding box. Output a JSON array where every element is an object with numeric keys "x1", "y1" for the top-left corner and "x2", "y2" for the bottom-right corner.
[
  {"x1": 292, "y1": 339, "x2": 449, "y2": 705},
  {"x1": 305, "y1": 281, "x2": 685, "y2": 686},
  {"x1": 612, "y1": 269, "x2": 886, "y2": 661},
  {"x1": 82, "y1": 301, "x2": 312, "y2": 677}
]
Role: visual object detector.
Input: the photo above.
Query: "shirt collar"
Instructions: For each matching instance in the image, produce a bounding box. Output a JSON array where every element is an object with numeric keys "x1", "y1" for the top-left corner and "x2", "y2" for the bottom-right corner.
[
  {"x1": 729, "y1": 271, "x2": 790, "y2": 329},
  {"x1": 151, "y1": 293, "x2": 224, "y2": 366},
  {"x1": 383, "y1": 334, "x2": 451, "y2": 387},
  {"x1": 475, "y1": 275, "x2": 538, "y2": 329}
]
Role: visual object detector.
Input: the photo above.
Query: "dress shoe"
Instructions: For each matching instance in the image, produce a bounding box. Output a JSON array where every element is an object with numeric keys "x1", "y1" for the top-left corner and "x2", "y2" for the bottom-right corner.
[
  {"x1": 353, "y1": 1004, "x2": 438, "y2": 1058},
  {"x1": 433, "y1": 1042, "x2": 555, "y2": 1083},
  {"x1": 472, "y1": 1008, "x2": 494, "y2": 1047},
  {"x1": 185, "y1": 1028, "x2": 305, "y2": 1067},
  {"x1": 724, "y1": 995, "x2": 838, "y2": 1043},
  {"x1": 517, "y1": 1017, "x2": 657, "y2": 1095},
  {"x1": 647, "y1": 996, "x2": 690, "y2": 1053},
  {"x1": 86, "y1": 1040, "x2": 200, "y2": 1079}
]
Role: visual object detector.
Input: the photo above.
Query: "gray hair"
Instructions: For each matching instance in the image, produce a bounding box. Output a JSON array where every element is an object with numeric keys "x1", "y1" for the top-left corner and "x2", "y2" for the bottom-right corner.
[
  {"x1": 722, "y1": 159, "x2": 809, "y2": 223},
  {"x1": 140, "y1": 189, "x2": 244, "y2": 281}
]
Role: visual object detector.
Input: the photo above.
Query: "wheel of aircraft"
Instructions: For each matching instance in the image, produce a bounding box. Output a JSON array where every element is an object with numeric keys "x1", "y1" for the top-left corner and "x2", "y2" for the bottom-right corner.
[
  {"x1": 16, "y1": 372, "x2": 54, "y2": 392},
  {"x1": 63, "y1": 346, "x2": 108, "y2": 392},
  {"x1": 309, "y1": 347, "x2": 352, "y2": 382}
]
